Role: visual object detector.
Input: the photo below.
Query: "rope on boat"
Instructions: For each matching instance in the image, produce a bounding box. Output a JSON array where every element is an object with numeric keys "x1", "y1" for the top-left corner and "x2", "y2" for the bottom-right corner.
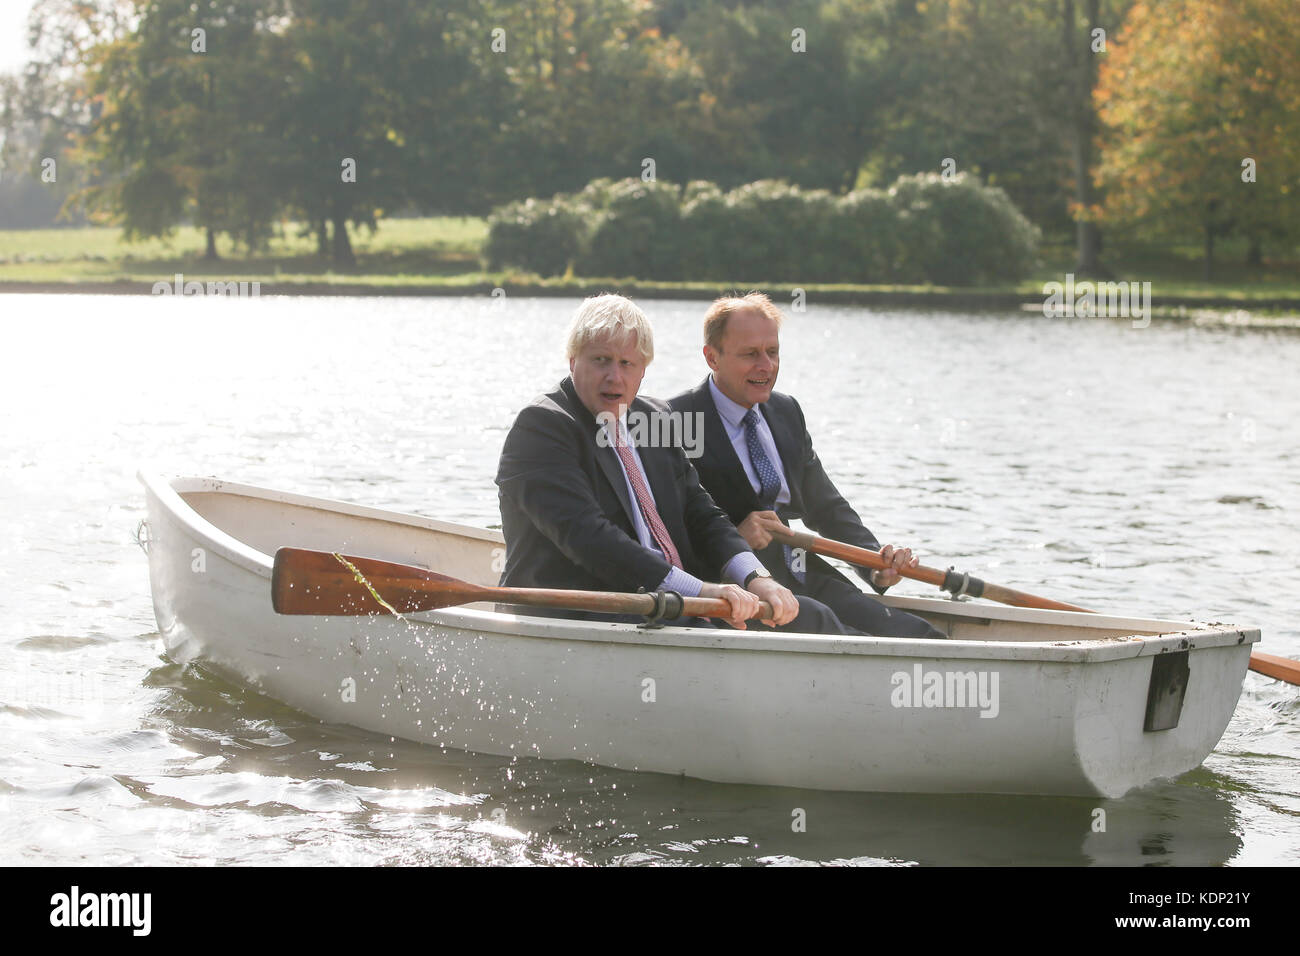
[
  {"x1": 134, "y1": 519, "x2": 152, "y2": 555},
  {"x1": 333, "y1": 552, "x2": 406, "y2": 619}
]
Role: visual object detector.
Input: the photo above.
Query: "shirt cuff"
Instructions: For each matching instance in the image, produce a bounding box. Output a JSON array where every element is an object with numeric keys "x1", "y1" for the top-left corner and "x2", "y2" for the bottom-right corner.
[
  {"x1": 721, "y1": 551, "x2": 765, "y2": 586},
  {"x1": 659, "y1": 566, "x2": 704, "y2": 598}
]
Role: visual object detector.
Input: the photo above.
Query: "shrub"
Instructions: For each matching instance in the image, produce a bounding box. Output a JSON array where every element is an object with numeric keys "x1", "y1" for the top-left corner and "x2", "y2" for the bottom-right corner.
[
  {"x1": 575, "y1": 177, "x2": 619, "y2": 214},
  {"x1": 886, "y1": 172, "x2": 1040, "y2": 285},
  {"x1": 830, "y1": 189, "x2": 906, "y2": 283},
  {"x1": 575, "y1": 179, "x2": 685, "y2": 280},
  {"x1": 681, "y1": 180, "x2": 841, "y2": 281},
  {"x1": 721, "y1": 180, "x2": 841, "y2": 282},
  {"x1": 680, "y1": 182, "x2": 741, "y2": 280},
  {"x1": 485, "y1": 172, "x2": 1040, "y2": 285},
  {"x1": 484, "y1": 195, "x2": 586, "y2": 276}
]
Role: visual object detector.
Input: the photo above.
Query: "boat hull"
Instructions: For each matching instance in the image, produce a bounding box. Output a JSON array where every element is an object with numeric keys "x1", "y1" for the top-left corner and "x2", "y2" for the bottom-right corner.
[{"x1": 139, "y1": 474, "x2": 1258, "y2": 797}]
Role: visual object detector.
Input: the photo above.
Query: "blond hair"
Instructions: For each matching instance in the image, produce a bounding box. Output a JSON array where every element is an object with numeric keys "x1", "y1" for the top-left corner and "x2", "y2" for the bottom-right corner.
[
  {"x1": 565, "y1": 294, "x2": 655, "y2": 364},
  {"x1": 703, "y1": 292, "x2": 784, "y2": 351}
]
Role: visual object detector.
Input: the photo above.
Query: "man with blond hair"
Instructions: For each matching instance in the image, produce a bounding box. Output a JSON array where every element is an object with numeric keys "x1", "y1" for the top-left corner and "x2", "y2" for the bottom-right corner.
[
  {"x1": 496, "y1": 293, "x2": 855, "y2": 633},
  {"x1": 669, "y1": 293, "x2": 946, "y2": 639}
]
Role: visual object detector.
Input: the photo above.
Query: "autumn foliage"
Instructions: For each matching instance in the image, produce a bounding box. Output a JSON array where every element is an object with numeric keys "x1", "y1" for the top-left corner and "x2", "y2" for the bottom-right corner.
[{"x1": 1095, "y1": 0, "x2": 1300, "y2": 269}]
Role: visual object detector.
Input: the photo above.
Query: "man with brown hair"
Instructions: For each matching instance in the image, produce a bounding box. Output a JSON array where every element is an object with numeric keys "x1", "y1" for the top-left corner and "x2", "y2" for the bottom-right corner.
[{"x1": 668, "y1": 293, "x2": 945, "y2": 639}]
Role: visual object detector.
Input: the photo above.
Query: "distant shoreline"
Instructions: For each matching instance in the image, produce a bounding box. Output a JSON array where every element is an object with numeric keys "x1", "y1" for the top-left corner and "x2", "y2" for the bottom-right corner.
[{"x1": 3, "y1": 278, "x2": 1299, "y2": 323}]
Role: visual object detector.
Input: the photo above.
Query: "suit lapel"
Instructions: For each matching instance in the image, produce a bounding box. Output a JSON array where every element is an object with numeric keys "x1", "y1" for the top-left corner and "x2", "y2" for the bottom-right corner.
[
  {"x1": 637, "y1": 441, "x2": 680, "y2": 532},
  {"x1": 698, "y1": 378, "x2": 762, "y2": 512},
  {"x1": 759, "y1": 399, "x2": 804, "y2": 513},
  {"x1": 560, "y1": 377, "x2": 638, "y2": 528},
  {"x1": 595, "y1": 441, "x2": 638, "y2": 528}
]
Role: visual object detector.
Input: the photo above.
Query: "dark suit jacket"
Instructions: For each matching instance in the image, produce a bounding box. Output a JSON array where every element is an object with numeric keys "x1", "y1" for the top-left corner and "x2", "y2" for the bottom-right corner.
[
  {"x1": 668, "y1": 377, "x2": 885, "y2": 593},
  {"x1": 496, "y1": 377, "x2": 750, "y2": 596}
]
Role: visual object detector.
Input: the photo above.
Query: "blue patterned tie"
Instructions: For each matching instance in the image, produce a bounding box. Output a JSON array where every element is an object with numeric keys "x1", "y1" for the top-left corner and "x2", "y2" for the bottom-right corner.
[{"x1": 743, "y1": 408, "x2": 804, "y2": 582}]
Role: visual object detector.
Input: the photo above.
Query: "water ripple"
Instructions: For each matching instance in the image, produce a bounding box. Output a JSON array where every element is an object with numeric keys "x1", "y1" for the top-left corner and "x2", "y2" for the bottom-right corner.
[{"x1": 0, "y1": 296, "x2": 1297, "y2": 865}]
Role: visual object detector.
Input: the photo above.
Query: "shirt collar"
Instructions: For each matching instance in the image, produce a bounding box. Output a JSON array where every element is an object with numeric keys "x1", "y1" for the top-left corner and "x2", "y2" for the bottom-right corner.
[
  {"x1": 708, "y1": 375, "x2": 757, "y2": 429},
  {"x1": 596, "y1": 407, "x2": 632, "y2": 446}
]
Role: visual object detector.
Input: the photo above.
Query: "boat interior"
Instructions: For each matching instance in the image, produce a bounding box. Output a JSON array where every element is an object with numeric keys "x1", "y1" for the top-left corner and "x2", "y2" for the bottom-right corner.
[{"x1": 179, "y1": 485, "x2": 1187, "y2": 645}]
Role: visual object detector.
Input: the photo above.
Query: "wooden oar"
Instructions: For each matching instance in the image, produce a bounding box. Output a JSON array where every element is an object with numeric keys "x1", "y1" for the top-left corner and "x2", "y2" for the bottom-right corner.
[
  {"x1": 1247, "y1": 651, "x2": 1300, "y2": 685},
  {"x1": 769, "y1": 526, "x2": 1088, "y2": 612},
  {"x1": 270, "y1": 547, "x2": 774, "y2": 624},
  {"x1": 770, "y1": 526, "x2": 1300, "y2": 686}
]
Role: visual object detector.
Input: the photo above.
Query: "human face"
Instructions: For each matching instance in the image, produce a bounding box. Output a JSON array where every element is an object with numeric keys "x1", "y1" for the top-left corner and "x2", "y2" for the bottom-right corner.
[
  {"x1": 704, "y1": 309, "x2": 780, "y2": 407},
  {"x1": 569, "y1": 333, "x2": 647, "y2": 421}
]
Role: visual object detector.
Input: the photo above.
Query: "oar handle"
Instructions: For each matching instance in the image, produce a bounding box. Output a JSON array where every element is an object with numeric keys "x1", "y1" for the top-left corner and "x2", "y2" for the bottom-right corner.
[
  {"x1": 683, "y1": 596, "x2": 777, "y2": 622},
  {"x1": 495, "y1": 585, "x2": 775, "y2": 622},
  {"x1": 769, "y1": 526, "x2": 1092, "y2": 613}
]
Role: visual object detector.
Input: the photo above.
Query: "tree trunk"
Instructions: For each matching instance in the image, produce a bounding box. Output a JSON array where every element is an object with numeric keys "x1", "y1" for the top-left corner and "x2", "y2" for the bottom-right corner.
[
  {"x1": 1246, "y1": 235, "x2": 1263, "y2": 266},
  {"x1": 1203, "y1": 223, "x2": 1215, "y2": 281},
  {"x1": 316, "y1": 219, "x2": 329, "y2": 258},
  {"x1": 332, "y1": 212, "x2": 355, "y2": 267},
  {"x1": 1065, "y1": 0, "x2": 1103, "y2": 276},
  {"x1": 203, "y1": 227, "x2": 219, "y2": 261}
]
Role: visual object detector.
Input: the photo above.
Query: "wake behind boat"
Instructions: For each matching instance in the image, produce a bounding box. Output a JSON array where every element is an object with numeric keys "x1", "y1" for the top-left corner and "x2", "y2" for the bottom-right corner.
[{"x1": 138, "y1": 472, "x2": 1259, "y2": 797}]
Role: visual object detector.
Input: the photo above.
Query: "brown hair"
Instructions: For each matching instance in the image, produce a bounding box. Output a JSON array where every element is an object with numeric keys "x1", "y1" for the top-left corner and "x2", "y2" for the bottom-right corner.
[{"x1": 703, "y1": 292, "x2": 784, "y2": 351}]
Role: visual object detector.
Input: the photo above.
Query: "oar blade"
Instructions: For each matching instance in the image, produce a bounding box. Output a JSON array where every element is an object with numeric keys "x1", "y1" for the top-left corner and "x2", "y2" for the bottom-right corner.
[{"x1": 271, "y1": 547, "x2": 487, "y2": 616}]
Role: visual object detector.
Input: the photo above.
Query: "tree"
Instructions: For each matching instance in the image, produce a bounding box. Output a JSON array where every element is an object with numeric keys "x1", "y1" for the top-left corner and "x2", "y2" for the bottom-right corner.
[
  {"x1": 73, "y1": 0, "x2": 289, "y2": 255},
  {"x1": 1, "y1": 0, "x2": 134, "y2": 227},
  {"x1": 460, "y1": 0, "x2": 717, "y2": 201},
  {"x1": 267, "y1": 0, "x2": 422, "y2": 264},
  {"x1": 671, "y1": 0, "x2": 896, "y2": 193},
  {"x1": 1095, "y1": 0, "x2": 1300, "y2": 277},
  {"x1": 866, "y1": 1, "x2": 1071, "y2": 227},
  {"x1": 857, "y1": 0, "x2": 1132, "y2": 269}
]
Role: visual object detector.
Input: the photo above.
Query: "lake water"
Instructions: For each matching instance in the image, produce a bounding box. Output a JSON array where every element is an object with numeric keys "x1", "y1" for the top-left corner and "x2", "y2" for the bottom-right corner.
[{"x1": 1, "y1": 293, "x2": 1297, "y2": 865}]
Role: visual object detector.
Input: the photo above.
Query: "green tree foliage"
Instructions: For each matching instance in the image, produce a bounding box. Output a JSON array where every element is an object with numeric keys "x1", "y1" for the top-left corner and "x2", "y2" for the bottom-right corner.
[
  {"x1": 10, "y1": 0, "x2": 1286, "y2": 284},
  {"x1": 469, "y1": 0, "x2": 716, "y2": 199},
  {"x1": 671, "y1": 0, "x2": 893, "y2": 192},
  {"x1": 871, "y1": 0, "x2": 1067, "y2": 230},
  {"x1": 0, "y1": 0, "x2": 133, "y2": 227},
  {"x1": 72, "y1": 0, "x2": 288, "y2": 255}
]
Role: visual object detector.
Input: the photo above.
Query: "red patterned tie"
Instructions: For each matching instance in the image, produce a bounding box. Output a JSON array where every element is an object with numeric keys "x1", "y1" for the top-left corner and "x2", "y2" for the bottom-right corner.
[{"x1": 612, "y1": 425, "x2": 683, "y2": 569}]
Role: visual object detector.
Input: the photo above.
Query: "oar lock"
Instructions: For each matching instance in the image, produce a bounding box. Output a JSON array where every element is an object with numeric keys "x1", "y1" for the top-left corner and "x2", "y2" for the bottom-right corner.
[
  {"x1": 942, "y1": 567, "x2": 986, "y2": 601},
  {"x1": 638, "y1": 588, "x2": 685, "y2": 628}
]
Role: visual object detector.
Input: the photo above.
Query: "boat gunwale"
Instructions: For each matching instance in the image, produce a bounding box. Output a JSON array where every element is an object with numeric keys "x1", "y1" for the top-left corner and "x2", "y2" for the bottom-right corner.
[
  {"x1": 411, "y1": 606, "x2": 1257, "y2": 664},
  {"x1": 138, "y1": 472, "x2": 1262, "y2": 663}
]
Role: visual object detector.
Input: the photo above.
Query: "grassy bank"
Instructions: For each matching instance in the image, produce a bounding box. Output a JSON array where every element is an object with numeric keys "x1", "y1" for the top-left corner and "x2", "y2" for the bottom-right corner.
[
  {"x1": 2, "y1": 219, "x2": 1298, "y2": 310},
  {"x1": 0, "y1": 218, "x2": 487, "y2": 284}
]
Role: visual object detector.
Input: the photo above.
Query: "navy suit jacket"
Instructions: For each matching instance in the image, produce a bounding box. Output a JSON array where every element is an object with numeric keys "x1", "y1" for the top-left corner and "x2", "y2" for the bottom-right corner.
[
  {"x1": 668, "y1": 377, "x2": 885, "y2": 593},
  {"x1": 496, "y1": 377, "x2": 749, "y2": 596}
]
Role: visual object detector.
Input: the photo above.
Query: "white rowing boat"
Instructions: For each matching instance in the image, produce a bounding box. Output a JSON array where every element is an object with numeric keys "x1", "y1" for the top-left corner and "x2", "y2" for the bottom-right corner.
[{"x1": 137, "y1": 472, "x2": 1259, "y2": 797}]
